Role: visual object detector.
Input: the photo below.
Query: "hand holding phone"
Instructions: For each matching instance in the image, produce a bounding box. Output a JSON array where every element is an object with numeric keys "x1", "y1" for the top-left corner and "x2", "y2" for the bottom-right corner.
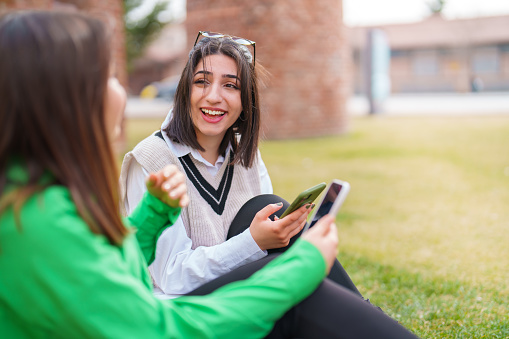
[
  {"x1": 279, "y1": 182, "x2": 326, "y2": 219},
  {"x1": 303, "y1": 179, "x2": 350, "y2": 232},
  {"x1": 301, "y1": 214, "x2": 338, "y2": 273}
]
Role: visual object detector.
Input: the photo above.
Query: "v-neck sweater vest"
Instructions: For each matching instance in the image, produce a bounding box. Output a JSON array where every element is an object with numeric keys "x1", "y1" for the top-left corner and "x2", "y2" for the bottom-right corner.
[{"x1": 119, "y1": 132, "x2": 261, "y2": 249}]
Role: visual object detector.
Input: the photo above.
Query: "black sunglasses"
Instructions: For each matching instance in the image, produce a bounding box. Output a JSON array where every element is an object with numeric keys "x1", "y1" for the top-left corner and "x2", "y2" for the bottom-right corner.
[{"x1": 194, "y1": 31, "x2": 256, "y2": 67}]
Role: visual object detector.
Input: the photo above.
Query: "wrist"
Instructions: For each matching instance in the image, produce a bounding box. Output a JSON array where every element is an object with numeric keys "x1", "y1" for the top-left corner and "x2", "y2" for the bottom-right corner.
[{"x1": 249, "y1": 227, "x2": 267, "y2": 251}]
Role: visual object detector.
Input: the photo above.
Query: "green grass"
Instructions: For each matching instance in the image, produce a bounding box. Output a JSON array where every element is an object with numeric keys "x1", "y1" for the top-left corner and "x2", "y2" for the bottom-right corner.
[{"x1": 122, "y1": 115, "x2": 509, "y2": 338}]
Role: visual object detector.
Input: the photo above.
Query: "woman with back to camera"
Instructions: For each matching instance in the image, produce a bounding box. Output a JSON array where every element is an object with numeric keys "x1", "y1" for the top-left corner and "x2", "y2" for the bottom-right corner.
[
  {"x1": 119, "y1": 31, "x2": 364, "y2": 300},
  {"x1": 0, "y1": 9, "x2": 421, "y2": 339}
]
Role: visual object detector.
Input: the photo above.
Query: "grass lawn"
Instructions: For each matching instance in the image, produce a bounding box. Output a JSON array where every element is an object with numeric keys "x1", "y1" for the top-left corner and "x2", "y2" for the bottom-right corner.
[{"x1": 122, "y1": 114, "x2": 509, "y2": 338}]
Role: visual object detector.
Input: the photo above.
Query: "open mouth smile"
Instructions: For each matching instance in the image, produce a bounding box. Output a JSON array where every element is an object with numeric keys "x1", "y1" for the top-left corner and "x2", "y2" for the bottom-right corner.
[
  {"x1": 200, "y1": 108, "x2": 227, "y2": 123},
  {"x1": 201, "y1": 108, "x2": 226, "y2": 116}
]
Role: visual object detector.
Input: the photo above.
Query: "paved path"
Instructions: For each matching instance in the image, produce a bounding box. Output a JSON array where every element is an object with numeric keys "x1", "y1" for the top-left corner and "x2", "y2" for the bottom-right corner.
[
  {"x1": 348, "y1": 92, "x2": 509, "y2": 116},
  {"x1": 125, "y1": 92, "x2": 509, "y2": 118},
  {"x1": 125, "y1": 97, "x2": 172, "y2": 118}
]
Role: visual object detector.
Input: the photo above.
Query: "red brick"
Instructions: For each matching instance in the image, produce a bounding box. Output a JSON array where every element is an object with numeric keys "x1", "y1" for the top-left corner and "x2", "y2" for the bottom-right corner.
[
  {"x1": 2, "y1": 0, "x2": 127, "y2": 88},
  {"x1": 186, "y1": 0, "x2": 350, "y2": 139}
]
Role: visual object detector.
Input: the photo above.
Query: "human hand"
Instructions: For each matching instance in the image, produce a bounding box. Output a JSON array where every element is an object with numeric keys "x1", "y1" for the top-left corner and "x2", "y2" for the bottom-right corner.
[
  {"x1": 146, "y1": 165, "x2": 189, "y2": 208},
  {"x1": 301, "y1": 215, "x2": 338, "y2": 273},
  {"x1": 249, "y1": 203, "x2": 313, "y2": 251}
]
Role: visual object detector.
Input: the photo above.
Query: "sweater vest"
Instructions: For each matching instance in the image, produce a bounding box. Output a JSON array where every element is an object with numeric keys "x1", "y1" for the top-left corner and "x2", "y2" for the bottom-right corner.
[{"x1": 119, "y1": 132, "x2": 261, "y2": 249}]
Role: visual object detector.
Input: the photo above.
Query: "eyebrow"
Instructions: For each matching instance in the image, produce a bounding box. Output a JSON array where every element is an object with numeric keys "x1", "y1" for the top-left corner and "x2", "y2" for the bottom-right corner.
[{"x1": 194, "y1": 70, "x2": 240, "y2": 81}]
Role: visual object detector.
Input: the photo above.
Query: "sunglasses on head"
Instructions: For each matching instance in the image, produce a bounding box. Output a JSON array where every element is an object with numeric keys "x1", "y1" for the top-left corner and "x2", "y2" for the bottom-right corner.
[{"x1": 194, "y1": 31, "x2": 256, "y2": 66}]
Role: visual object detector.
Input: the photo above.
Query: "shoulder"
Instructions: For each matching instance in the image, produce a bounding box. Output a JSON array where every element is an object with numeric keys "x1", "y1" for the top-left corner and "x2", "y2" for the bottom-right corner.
[
  {"x1": 254, "y1": 148, "x2": 263, "y2": 166},
  {"x1": 30, "y1": 186, "x2": 78, "y2": 220},
  {"x1": 126, "y1": 131, "x2": 177, "y2": 174},
  {"x1": 132, "y1": 131, "x2": 167, "y2": 154},
  {"x1": 243, "y1": 148, "x2": 263, "y2": 171},
  {"x1": 9, "y1": 186, "x2": 96, "y2": 245}
]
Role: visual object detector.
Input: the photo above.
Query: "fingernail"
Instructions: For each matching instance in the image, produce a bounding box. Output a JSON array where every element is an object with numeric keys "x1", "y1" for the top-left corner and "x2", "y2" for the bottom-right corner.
[
  {"x1": 163, "y1": 183, "x2": 171, "y2": 190},
  {"x1": 163, "y1": 169, "x2": 171, "y2": 177},
  {"x1": 276, "y1": 202, "x2": 283, "y2": 206}
]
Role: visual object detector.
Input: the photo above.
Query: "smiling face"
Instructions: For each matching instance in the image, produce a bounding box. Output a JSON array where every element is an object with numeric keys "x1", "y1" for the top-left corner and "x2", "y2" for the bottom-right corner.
[{"x1": 190, "y1": 54, "x2": 243, "y2": 147}]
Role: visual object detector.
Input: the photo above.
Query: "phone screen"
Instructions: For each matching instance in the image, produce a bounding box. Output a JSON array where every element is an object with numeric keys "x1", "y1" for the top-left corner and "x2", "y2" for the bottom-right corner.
[{"x1": 304, "y1": 180, "x2": 349, "y2": 232}]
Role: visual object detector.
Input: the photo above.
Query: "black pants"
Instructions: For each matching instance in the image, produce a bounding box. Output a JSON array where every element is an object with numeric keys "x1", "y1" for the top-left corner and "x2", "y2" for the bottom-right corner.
[
  {"x1": 188, "y1": 253, "x2": 419, "y2": 338},
  {"x1": 186, "y1": 195, "x2": 420, "y2": 339}
]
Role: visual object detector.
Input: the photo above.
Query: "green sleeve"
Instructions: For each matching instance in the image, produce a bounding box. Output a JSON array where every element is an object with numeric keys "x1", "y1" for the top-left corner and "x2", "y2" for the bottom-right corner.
[
  {"x1": 1, "y1": 187, "x2": 182, "y2": 338},
  {"x1": 165, "y1": 239, "x2": 327, "y2": 338},
  {"x1": 127, "y1": 191, "x2": 181, "y2": 265},
  {"x1": 1, "y1": 187, "x2": 327, "y2": 338}
]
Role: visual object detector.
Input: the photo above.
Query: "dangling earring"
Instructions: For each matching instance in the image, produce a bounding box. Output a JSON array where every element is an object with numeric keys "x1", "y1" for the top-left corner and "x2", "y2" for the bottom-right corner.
[{"x1": 238, "y1": 111, "x2": 247, "y2": 122}]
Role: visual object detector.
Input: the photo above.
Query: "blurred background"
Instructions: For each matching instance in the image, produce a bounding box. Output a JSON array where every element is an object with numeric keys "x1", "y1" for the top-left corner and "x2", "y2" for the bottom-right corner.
[
  {"x1": 2, "y1": 1, "x2": 508, "y2": 337},
  {"x1": 4, "y1": 0, "x2": 508, "y2": 135}
]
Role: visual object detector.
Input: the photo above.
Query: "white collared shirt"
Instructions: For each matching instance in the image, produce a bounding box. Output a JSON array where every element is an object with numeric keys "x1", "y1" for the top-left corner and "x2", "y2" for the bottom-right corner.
[{"x1": 124, "y1": 112, "x2": 272, "y2": 298}]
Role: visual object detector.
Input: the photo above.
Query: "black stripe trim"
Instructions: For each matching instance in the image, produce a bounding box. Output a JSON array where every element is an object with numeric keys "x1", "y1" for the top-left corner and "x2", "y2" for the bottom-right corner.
[
  {"x1": 178, "y1": 152, "x2": 234, "y2": 215},
  {"x1": 154, "y1": 130, "x2": 164, "y2": 140}
]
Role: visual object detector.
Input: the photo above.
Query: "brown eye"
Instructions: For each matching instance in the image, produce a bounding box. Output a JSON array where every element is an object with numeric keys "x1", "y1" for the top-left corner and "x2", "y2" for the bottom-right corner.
[
  {"x1": 193, "y1": 78, "x2": 208, "y2": 86},
  {"x1": 225, "y1": 83, "x2": 239, "y2": 90}
]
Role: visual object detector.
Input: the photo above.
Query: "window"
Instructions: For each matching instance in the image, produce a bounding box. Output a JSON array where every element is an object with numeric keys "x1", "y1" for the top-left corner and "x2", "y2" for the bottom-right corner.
[
  {"x1": 412, "y1": 50, "x2": 439, "y2": 76},
  {"x1": 391, "y1": 49, "x2": 407, "y2": 58},
  {"x1": 471, "y1": 47, "x2": 499, "y2": 74}
]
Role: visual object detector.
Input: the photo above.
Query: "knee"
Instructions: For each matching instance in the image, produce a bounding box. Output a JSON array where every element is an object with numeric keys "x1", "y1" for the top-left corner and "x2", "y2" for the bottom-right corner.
[{"x1": 227, "y1": 194, "x2": 290, "y2": 239}]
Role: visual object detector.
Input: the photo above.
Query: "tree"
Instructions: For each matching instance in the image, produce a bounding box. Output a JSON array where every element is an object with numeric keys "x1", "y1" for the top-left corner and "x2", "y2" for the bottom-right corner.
[
  {"x1": 123, "y1": 0, "x2": 172, "y2": 72},
  {"x1": 426, "y1": 0, "x2": 447, "y2": 14}
]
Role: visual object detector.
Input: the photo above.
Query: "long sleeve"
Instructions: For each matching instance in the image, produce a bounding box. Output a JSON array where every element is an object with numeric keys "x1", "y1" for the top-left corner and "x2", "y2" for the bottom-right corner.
[
  {"x1": 163, "y1": 239, "x2": 327, "y2": 338},
  {"x1": 0, "y1": 184, "x2": 327, "y2": 338},
  {"x1": 127, "y1": 191, "x2": 181, "y2": 265},
  {"x1": 257, "y1": 149, "x2": 273, "y2": 194},
  {"x1": 124, "y1": 157, "x2": 267, "y2": 296},
  {"x1": 149, "y1": 219, "x2": 266, "y2": 296}
]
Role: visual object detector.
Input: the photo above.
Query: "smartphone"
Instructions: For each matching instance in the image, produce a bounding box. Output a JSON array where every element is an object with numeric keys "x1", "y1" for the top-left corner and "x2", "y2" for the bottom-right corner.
[
  {"x1": 279, "y1": 182, "x2": 327, "y2": 218},
  {"x1": 302, "y1": 179, "x2": 350, "y2": 232}
]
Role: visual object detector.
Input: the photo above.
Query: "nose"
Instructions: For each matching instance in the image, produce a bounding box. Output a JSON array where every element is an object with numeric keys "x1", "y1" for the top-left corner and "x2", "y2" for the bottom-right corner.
[{"x1": 205, "y1": 82, "x2": 222, "y2": 104}]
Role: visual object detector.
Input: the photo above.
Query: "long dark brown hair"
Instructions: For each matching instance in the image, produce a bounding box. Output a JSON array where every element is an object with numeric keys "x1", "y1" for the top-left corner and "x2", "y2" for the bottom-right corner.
[
  {"x1": 0, "y1": 10, "x2": 128, "y2": 245},
  {"x1": 165, "y1": 36, "x2": 261, "y2": 168}
]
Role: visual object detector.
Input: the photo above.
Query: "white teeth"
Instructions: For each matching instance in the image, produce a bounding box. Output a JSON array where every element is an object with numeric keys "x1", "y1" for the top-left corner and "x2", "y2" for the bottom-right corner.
[{"x1": 201, "y1": 108, "x2": 225, "y2": 116}]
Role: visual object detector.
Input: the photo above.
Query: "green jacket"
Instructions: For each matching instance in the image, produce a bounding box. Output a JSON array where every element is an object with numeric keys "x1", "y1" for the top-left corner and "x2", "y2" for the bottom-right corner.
[{"x1": 0, "y1": 163, "x2": 327, "y2": 338}]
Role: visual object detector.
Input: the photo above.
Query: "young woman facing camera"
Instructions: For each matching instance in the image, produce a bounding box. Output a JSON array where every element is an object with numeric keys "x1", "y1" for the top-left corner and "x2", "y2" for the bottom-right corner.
[{"x1": 120, "y1": 32, "x2": 362, "y2": 299}]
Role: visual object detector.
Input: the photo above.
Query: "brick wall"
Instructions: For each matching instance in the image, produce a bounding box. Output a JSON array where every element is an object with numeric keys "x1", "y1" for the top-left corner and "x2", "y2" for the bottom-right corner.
[
  {"x1": 186, "y1": 0, "x2": 350, "y2": 139},
  {"x1": 1, "y1": 0, "x2": 127, "y2": 88},
  {"x1": 2, "y1": 0, "x2": 128, "y2": 151}
]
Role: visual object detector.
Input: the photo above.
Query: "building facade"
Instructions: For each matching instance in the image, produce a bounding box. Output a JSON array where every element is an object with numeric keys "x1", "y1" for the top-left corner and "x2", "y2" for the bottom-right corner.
[
  {"x1": 1, "y1": 0, "x2": 127, "y2": 88},
  {"x1": 349, "y1": 14, "x2": 509, "y2": 94}
]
